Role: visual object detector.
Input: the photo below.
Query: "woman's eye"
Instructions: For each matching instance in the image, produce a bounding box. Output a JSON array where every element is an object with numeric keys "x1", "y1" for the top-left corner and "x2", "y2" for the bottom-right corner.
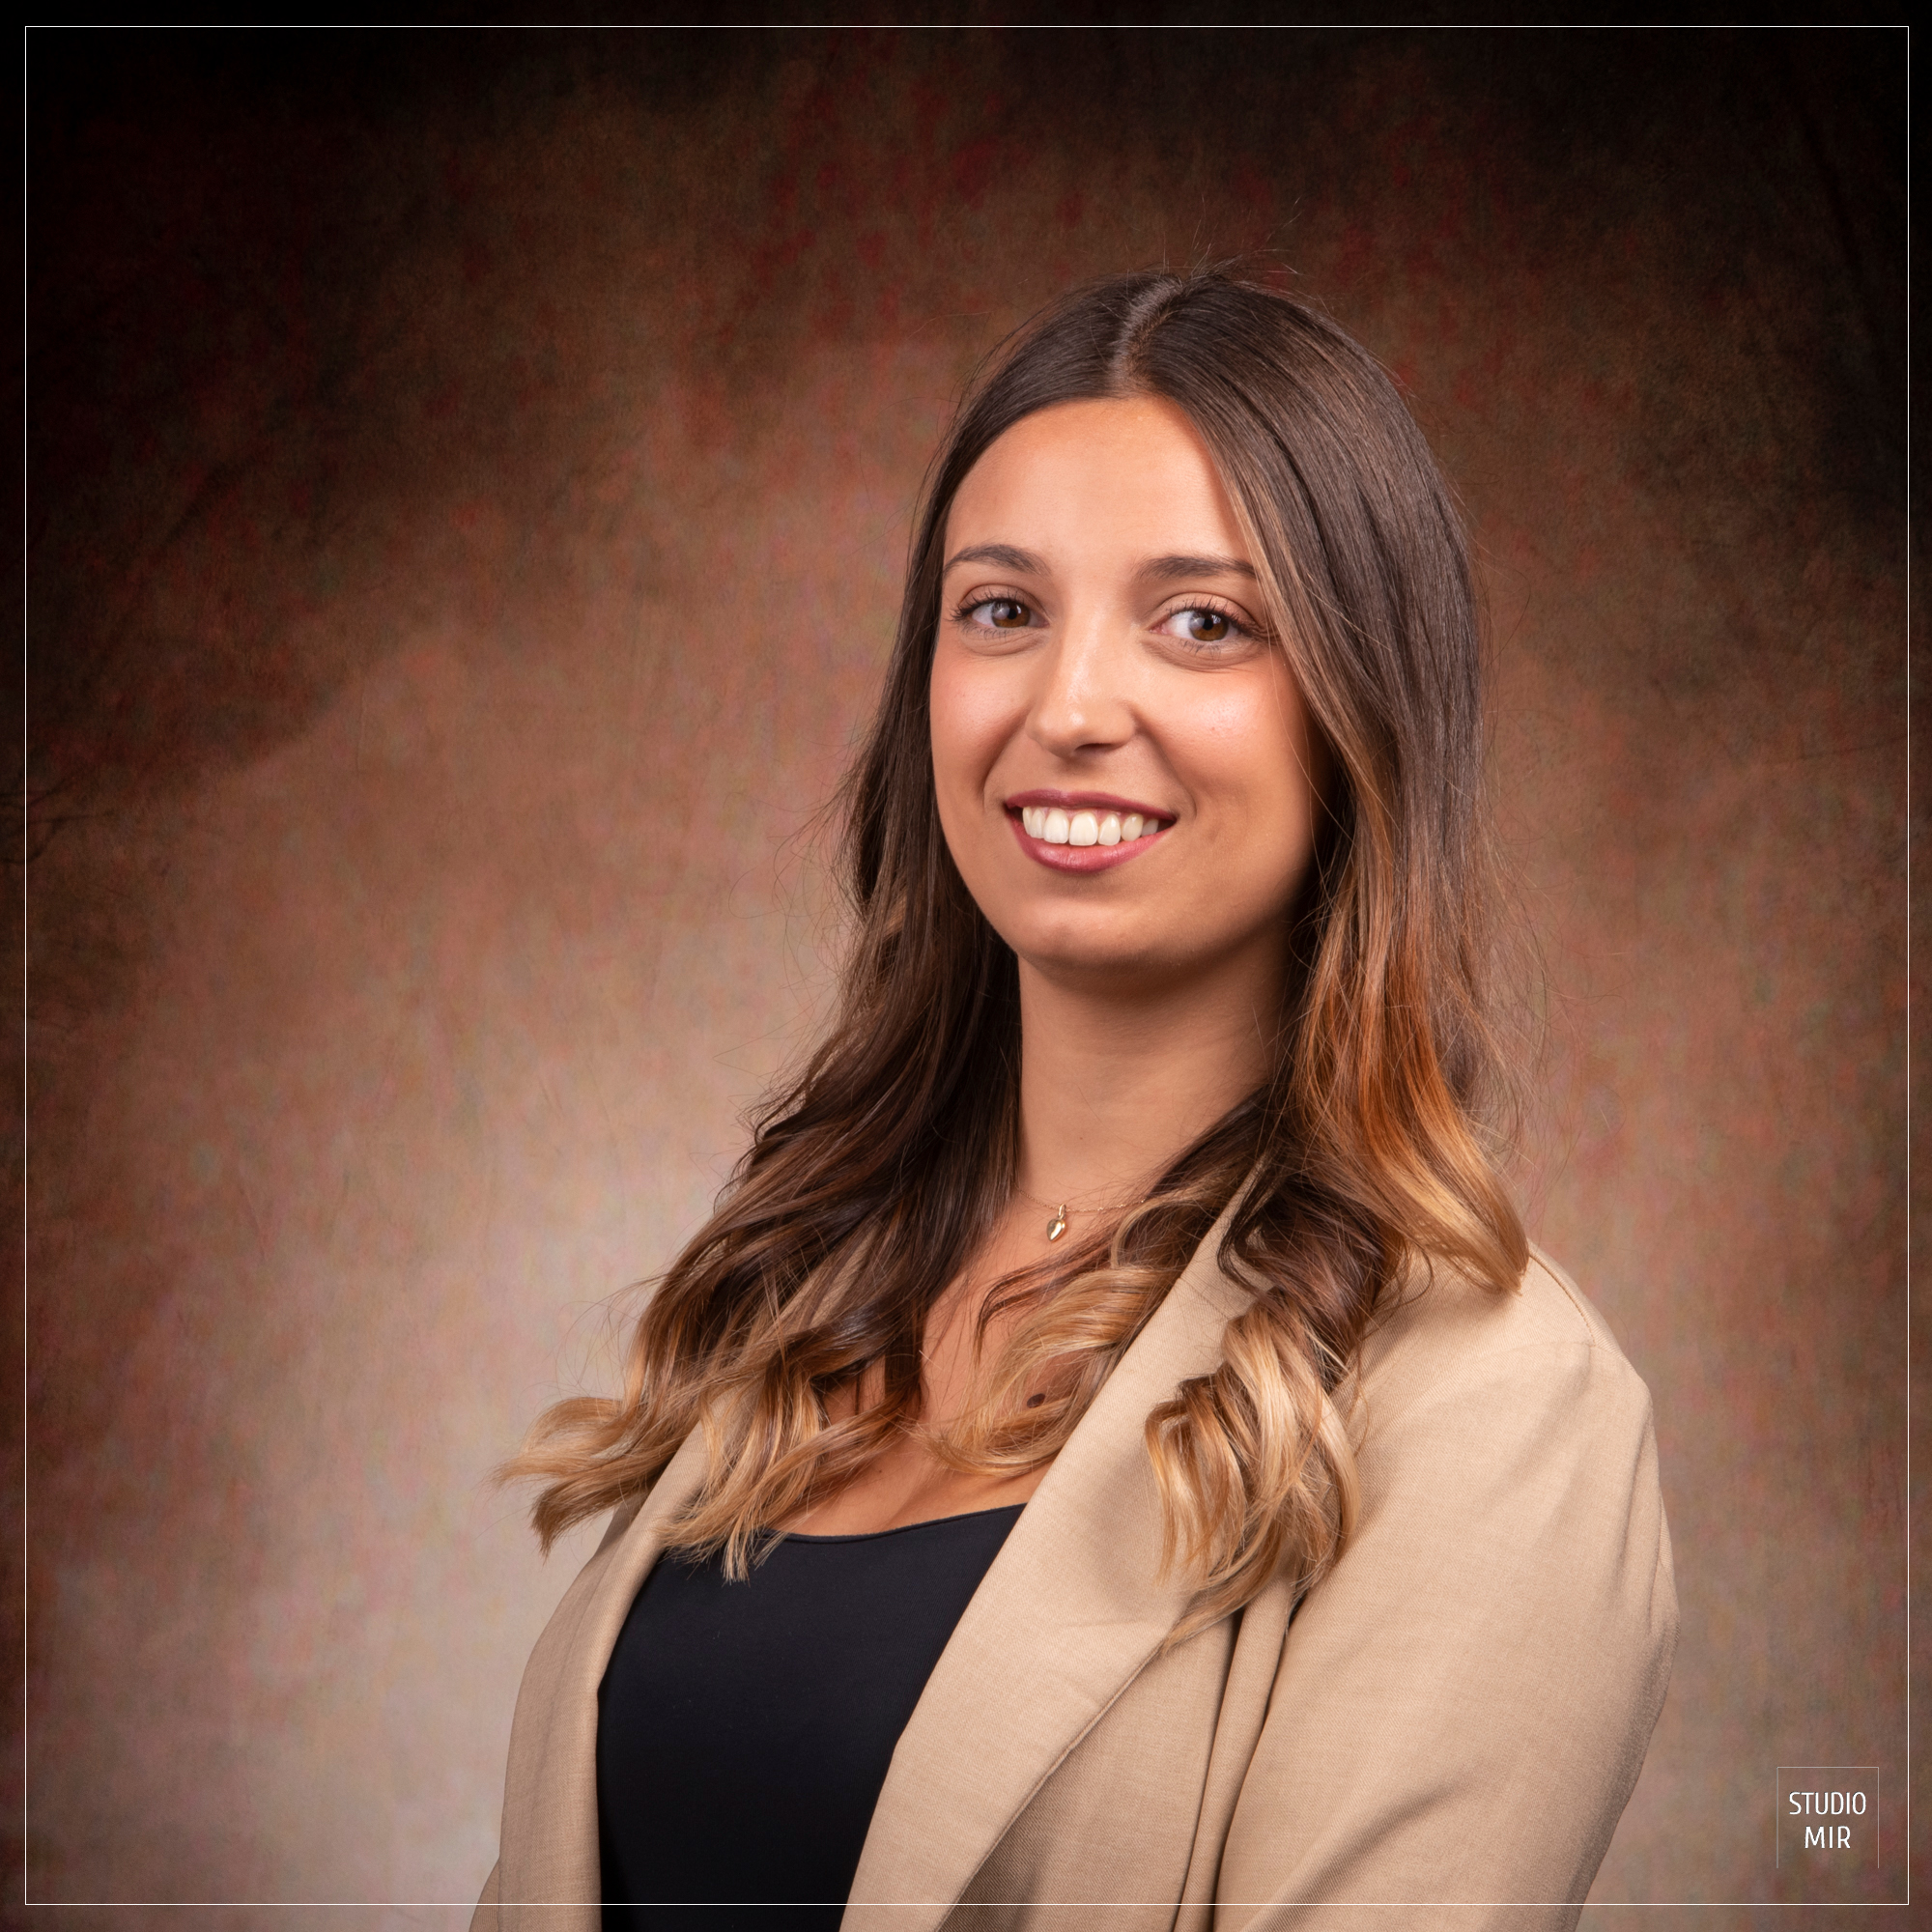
[
  {"x1": 971, "y1": 598, "x2": 1033, "y2": 630},
  {"x1": 1159, "y1": 606, "x2": 1240, "y2": 645}
]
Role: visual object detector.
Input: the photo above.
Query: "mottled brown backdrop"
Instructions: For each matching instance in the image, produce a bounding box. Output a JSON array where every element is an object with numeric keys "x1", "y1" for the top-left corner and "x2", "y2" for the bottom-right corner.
[{"x1": 21, "y1": 25, "x2": 1912, "y2": 1928}]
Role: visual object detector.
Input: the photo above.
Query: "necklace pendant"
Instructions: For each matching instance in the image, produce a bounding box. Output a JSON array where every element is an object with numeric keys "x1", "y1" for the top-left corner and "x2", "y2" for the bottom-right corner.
[{"x1": 1045, "y1": 1205, "x2": 1068, "y2": 1242}]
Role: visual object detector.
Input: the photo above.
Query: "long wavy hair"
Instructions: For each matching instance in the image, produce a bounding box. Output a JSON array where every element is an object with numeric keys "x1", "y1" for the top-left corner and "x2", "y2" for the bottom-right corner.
[{"x1": 505, "y1": 269, "x2": 1526, "y2": 1636}]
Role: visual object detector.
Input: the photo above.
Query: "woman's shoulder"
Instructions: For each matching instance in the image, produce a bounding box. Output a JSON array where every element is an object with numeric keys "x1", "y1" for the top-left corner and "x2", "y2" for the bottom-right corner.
[{"x1": 1349, "y1": 1240, "x2": 1655, "y2": 1447}]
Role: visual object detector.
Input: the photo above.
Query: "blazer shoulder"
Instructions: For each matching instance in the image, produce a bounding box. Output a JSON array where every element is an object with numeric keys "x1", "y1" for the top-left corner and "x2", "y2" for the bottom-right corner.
[
  {"x1": 1521, "y1": 1240, "x2": 1634, "y2": 1356},
  {"x1": 1351, "y1": 1239, "x2": 1651, "y2": 1438}
]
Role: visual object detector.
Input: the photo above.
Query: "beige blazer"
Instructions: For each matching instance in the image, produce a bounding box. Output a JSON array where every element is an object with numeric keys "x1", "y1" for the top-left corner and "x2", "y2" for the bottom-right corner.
[{"x1": 473, "y1": 1219, "x2": 1677, "y2": 1931}]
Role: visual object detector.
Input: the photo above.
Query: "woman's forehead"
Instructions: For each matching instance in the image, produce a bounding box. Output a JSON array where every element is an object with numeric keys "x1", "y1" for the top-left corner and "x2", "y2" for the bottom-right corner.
[{"x1": 946, "y1": 397, "x2": 1250, "y2": 576}]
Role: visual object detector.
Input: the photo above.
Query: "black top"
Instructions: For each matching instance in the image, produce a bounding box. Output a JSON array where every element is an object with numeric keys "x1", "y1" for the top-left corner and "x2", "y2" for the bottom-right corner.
[{"x1": 597, "y1": 1503, "x2": 1025, "y2": 1931}]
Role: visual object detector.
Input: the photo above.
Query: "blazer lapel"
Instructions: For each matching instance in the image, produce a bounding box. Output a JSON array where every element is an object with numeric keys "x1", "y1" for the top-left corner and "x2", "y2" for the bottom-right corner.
[
  {"x1": 841, "y1": 1202, "x2": 1250, "y2": 1932},
  {"x1": 496, "y1": 1425, "x2": 712, "y2": 1925}
]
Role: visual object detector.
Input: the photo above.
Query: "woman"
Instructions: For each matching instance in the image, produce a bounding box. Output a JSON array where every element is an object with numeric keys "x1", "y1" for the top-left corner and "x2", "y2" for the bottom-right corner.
[{"x1": 474, "y1": 270, "x2": 1677, "y2": 1931}]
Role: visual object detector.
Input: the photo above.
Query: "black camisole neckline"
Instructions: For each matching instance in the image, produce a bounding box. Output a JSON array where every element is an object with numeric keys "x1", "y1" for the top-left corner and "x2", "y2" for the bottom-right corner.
[{"x1": 597, "y1": 1502, "x2": 1025, "y2": 1930}]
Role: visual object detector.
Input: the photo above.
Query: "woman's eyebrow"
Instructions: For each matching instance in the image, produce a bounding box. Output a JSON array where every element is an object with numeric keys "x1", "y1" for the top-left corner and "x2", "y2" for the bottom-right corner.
[
  {"x1": 943, "y1": 542, "x2": 1047, "y2": 575},
  {"x1": 1138, "y1": 553, "x2": 1259, "y2": 582},
  {"x1": 942, "y1": 545, "x2": 1258, "y2": 581}
]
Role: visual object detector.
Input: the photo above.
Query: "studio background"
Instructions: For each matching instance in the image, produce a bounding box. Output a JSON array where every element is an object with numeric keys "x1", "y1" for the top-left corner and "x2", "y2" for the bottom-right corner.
[{"x1": 21, "y1": 26, "x2": 1911, "y2": 1927}]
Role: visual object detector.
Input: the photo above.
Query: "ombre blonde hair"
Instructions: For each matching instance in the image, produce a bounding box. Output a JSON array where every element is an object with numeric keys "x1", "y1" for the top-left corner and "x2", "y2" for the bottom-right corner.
[{"x1": 505, "y1": 270, "x2": 1526, "y2": 1638}]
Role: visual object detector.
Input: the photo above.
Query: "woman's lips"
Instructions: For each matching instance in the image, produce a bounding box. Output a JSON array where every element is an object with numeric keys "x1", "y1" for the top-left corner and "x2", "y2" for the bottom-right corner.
[
  {"x1": 1004, "y1": 801, "x2": 1171, "y2": 873},
  {"x1": 1004, "y1": 788, "x2": 1171, "y2": 822}
]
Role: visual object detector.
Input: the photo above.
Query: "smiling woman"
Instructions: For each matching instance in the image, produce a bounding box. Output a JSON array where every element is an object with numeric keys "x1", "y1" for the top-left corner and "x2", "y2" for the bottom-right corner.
[
  {"x1": 475, "y1": 271, "x2": 1677, "y2": 1932},
  {"x1": 934, "y1": 398, "x2": 1321, "y2": 960}
]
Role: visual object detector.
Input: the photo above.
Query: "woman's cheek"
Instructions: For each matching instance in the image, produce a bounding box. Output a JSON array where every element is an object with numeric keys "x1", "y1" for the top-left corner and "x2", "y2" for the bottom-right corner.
[
  {"x1": 1167, "y1": 668, "x2": 1314, "y2": 812},
  {"x1": 930, "y1": 649, "x2": 1019, "y2": 801},
  {"x1": 1166, "y1": 662, "x2": 1291, "y2": 753}
]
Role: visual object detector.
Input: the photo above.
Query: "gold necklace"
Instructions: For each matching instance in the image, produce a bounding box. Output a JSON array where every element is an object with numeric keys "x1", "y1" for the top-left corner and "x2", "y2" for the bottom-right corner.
[{"x1": 1011, "y1": 1184, "x2": 1142, "y2": 1243}]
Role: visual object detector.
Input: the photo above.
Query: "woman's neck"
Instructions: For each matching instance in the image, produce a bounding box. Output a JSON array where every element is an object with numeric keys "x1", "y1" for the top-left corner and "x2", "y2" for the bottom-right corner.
[{"x1": 1011, "y1": 938, "x2": 1284, "y2": 1210}]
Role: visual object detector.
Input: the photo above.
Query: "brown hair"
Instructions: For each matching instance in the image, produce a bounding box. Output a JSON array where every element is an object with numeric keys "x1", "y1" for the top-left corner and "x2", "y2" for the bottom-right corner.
[{"x1": 505, "y1": 269, "x2": 1525, "y2": 1635}]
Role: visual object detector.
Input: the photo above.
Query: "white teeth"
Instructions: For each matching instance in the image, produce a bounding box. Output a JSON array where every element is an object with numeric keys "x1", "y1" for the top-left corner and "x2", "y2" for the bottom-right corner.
[{"x1": 1020, "y1": 805, "x2": 1162, "y2": 847}]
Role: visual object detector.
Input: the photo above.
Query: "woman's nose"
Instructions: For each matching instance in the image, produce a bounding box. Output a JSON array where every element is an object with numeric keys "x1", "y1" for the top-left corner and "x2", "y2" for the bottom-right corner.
[{"x1": 1025, "y1": 610, "x2": 1134, "y2": 757}]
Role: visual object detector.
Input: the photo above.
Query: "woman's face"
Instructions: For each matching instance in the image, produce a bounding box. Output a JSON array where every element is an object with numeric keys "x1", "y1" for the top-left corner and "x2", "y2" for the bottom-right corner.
[{"x1": 930, "y1": 395, "x2": 1324, "y2": 997}]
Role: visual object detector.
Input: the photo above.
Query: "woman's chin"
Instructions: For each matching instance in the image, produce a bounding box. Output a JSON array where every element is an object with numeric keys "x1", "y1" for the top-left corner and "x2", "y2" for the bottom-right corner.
[{"x1": 1010, "y1": 929, "x2": 1215, "y2": 997}]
